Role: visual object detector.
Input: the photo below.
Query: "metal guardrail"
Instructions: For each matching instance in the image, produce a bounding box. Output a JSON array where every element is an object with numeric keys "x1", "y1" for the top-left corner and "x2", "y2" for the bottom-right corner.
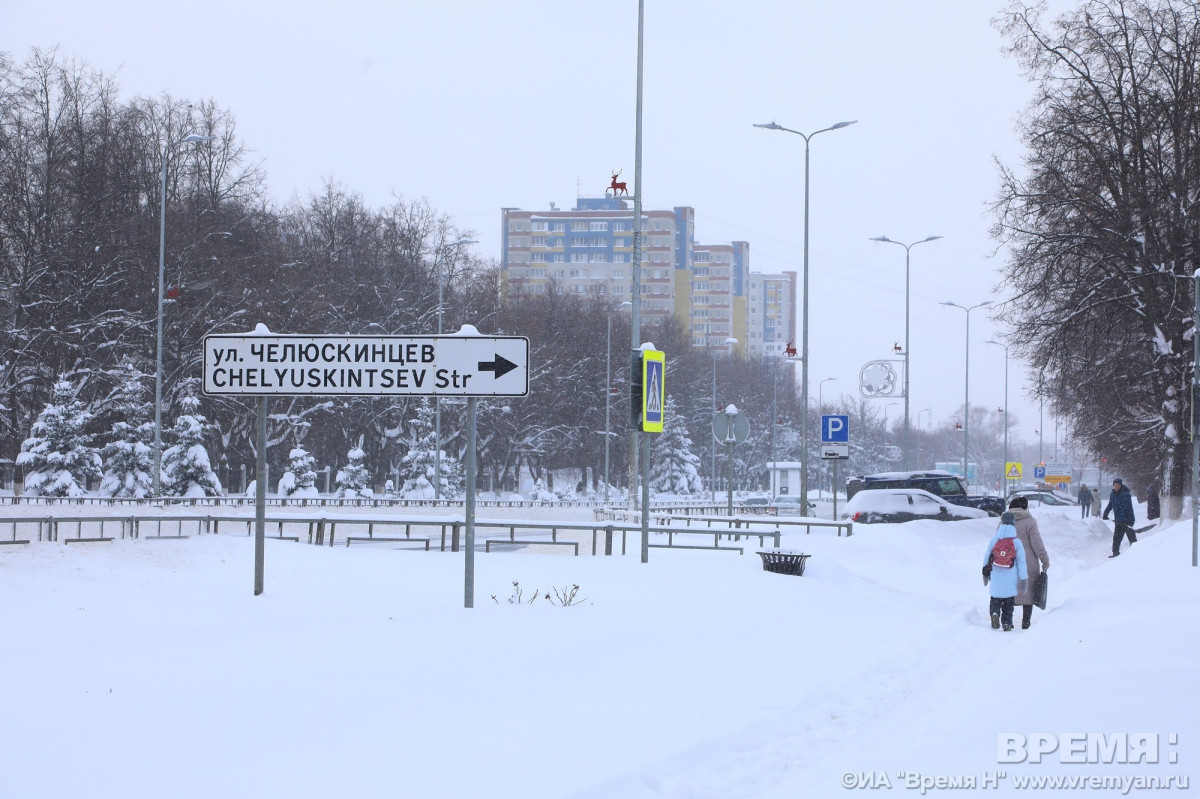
[{"x1": 0, "y1": 512, "x2": 797, "y2": 555}]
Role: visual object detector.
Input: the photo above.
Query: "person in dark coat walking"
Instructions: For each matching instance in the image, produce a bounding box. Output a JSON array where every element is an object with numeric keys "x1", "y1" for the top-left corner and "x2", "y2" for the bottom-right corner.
[
  {"x1": 1007, "y1": 496, "x2": 1049, "y2": 629},
  {"x1": 1077, "y1": 484, "x2": 1093, "y2": 519},
  {"x1": 1102, "y1": 477, "x2": 1137, "y2": 557}
]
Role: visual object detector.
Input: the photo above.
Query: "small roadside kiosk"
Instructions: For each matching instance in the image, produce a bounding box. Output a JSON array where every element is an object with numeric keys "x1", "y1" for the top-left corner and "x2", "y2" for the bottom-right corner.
[{"x1": 766, "y1": 462, "x2": 803, "y2": 498}]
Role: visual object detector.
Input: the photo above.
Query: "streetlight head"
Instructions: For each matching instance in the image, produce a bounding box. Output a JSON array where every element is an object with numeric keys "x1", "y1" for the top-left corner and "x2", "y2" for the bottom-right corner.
[
  {"x1": 724, "y1": 337, "x2": 739, "y2": 345},
  {"x1": 923, "y1": 235, "x2": 944, "y2": 243},
  {"x1": 830, "y1": 120, "x2": 858, "y2": 130},
  {"x1": 869, "y1": 235, "x2": 893, "y2": 243},
  {"x1": 618, "y1": 300, "x2": 632, "y2": 310},
  {"x1": 181, "y1": 134, "x2": 211, "y2": 143},
  {"x1": 454, "y1": 237, "x2": 478, "y2": 246},
  {"x1": 753, "y1": 121, "x2": 783, "y2": 130}
]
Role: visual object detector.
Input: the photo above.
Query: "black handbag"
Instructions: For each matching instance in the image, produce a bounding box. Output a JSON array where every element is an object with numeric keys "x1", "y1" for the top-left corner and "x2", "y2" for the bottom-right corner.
[{"x1": 1033, "y1": 570, "x2": 1049, "y2": 610}]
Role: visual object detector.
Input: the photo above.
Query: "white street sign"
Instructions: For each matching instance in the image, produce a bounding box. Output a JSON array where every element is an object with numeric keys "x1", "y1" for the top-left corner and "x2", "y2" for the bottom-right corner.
[
  {"x1": 820, "y1": 444, "x2": 850, "y2": 459},
  {"x1": 202, "y1": 334, "x2": 529, "y2": 397}
]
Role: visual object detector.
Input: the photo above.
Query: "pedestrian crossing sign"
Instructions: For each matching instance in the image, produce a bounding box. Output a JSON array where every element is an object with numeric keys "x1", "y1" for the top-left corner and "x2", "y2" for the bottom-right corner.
[
  {"x1": 1005, "y1": 462, "x2": 1023, "y2": 480},
  {"x1": 641, "y1": 349, "x2": 666, "y2": 433}
]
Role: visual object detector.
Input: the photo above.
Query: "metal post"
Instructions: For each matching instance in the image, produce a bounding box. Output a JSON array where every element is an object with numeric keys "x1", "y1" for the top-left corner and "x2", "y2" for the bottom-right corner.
[
  {"x1": 726, "y1": 437, "x2": 735, "y2": 516},
  {"x1": 640, "y1": 424, "x2": 650, "y2": 563},
  {"x1": 800, "y1": 136, "x2": 812, "y2": 514},
  {"x1": 629, "y1": 0, "x2": 644, "y2": 512},
  {"x1": 153, "y1": 134, "x2": 209, "y2": 498},
  {"x1": 832, "y1": 459, "x2": 839, "y2": 521},
  {"x1": 153, "y1": 152, "x2": 168, "y2": 498},
  {"x1": 465, "y1": 397, "x2": 477, "y2": 606},
  {"x1": 712, "y1": 353, "x2": 718, "y2": 502},
  {"x1": 254, "y1": 397, "x2": 266, "y2": 596},
  {"x1": 941, "y1": 300, "x2": 991, "y2": 488},
  {"x1": 605, "y1": 313, "x2": 612, "y2": 502},
  {"x1": 1192, "y1": 270, "x2": 1199, "y2": 567}
]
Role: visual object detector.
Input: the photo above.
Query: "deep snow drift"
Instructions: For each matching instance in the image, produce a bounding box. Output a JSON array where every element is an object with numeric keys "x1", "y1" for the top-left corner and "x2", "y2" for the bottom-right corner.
[{"x1": 0, "y1": 500, "x2": 1195, "y2": 798}]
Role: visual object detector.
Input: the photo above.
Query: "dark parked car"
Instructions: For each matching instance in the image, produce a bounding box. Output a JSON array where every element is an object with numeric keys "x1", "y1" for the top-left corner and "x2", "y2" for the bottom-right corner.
[
  {"x1": 839, "y1": 488, "x2": 992, "y2": 524},
  {"x1": 846, "y1": 470, "x2": 1004, "y2": 515}
]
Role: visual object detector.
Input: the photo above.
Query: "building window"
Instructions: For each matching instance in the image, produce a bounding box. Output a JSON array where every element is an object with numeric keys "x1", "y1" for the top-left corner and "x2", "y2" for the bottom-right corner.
[
  {"x1": 613, "y1": 221, "x2": 628, "y2": 231},
  {"x1": 532, "y1": 221, "x2": 548, "y2": 232},
  {"x1": 531, "y1": 253, "x2": 548, "y2": 263},
  {"x1": 590, "y1": 221, "x2": 608, "y2": 231},
  {"x1": 571, "y1": 221, "x2": 587, "y2": 231}
]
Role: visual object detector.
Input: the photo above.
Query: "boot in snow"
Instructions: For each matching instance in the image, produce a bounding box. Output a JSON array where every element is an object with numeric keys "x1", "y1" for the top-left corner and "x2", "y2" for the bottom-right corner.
[{"x1": 991, "y1": 613, "x2": 1000, "y2": 630}]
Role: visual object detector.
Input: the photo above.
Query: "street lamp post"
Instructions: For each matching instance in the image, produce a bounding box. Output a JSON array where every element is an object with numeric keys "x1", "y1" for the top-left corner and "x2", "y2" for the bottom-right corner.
[
  {"x1": 434, "y1": 237, "x2": 477, "y2": 500},
  {"x1": 754, "y1": 118, "x2": 856, "y2": 513},
  {"x1": 711, "y1": 337, "x2": 738, "y2": 501},
  {"x1": 869, "y1": 235, "x2": 942, "y2": 470},
  {"x1": 605, "y1": 301, "x2": 633, "y2": 501},
  {"x1": 986, "y1": 339, "x2": 1009, "y2": 498},
  {"x1": 154, "y1": 133, "x2": 211, "y2": 498},
  {"x1": 940, "y1": 300, "x2": 993, "y2": 488}
]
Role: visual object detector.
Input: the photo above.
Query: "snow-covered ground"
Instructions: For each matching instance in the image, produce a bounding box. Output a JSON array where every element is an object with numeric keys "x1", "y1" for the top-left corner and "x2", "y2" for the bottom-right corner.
[{"x1": 0, "y1": 499, "x2": 1195, "y2": 798}]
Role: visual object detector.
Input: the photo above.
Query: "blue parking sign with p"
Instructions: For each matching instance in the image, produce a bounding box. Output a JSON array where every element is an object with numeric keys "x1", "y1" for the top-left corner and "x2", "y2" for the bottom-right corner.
[{"x1": 822, "y1": 414, "x2": 848, "y2": 443}]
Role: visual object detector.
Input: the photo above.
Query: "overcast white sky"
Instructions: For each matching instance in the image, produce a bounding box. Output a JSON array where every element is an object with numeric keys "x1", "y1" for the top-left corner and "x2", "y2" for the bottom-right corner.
[{"x1": 10, "y1": 0, "x2": 1082, "y2": 465}]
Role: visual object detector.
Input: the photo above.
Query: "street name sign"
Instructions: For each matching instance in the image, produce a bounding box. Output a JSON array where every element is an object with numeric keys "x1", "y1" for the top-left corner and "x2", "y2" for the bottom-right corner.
[{"x1": 202, "y1": 334, "x2": 529, "y2": 397}]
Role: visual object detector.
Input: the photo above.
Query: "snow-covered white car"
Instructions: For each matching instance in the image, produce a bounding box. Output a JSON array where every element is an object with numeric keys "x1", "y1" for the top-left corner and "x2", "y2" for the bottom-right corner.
[{"x1": 839, "y1": 488, "x2": 992, "y2": 524}]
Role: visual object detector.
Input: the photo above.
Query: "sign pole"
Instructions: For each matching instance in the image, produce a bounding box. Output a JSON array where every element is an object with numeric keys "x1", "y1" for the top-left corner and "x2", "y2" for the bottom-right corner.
[
  {"x1": 254, "y1": 396, "x2": 266, "y2": 596},
  {"x1": 832, "y1": 459, "x2": 839, "y2": 520},
  {"x1": 640, "y1": 431, "x2": 651, "y2": 563},
  {"x1": 726, "y1": 435, "x2": 735, "y2": 516},
  {"x1": 465, "y1": 396, "x2": 477, "y2": 607}
]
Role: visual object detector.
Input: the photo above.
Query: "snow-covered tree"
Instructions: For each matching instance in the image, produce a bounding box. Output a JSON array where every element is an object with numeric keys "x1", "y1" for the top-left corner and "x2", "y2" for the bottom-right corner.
[
  {"x1": 650, "y1": 394, "x2": 704, "y2": 495},
  {"x1": 336, "y1": 444, "x2": 372, "y2": 498},
  {"x1": 99, "y1": 362, "x2": 154, "y2": 498},
  {"x1": 399, "y1": 398, "x2": 463, "y2": 499},
  {"x1": 279, "y1": 447, "x2": 319, "y2": 497},
  {"x1": 161, "y1": 388, "x2": 223, "y2": 497},
  {"x1": 16, "y1": 377, "x2": 102, "y2": 497}
]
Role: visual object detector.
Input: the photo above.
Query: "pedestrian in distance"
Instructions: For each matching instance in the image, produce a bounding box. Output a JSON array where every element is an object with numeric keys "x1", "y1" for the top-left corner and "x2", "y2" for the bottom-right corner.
[
  {"x1": 1077, "y1": 484, "x2": 1093, "y2": 519},
  {"x1": 1006, "y1": 496, "x2": 1049, "y2": 629},
  {"x1": 982, "y1": 511, "x2": 1029, "y2": 631},
  {"x1": 1146, "y1": 481, "x2": 1160, "y2": 522},
  {"x1": 1102, "y1": 477, "x2": 1137, "y2": 557}
]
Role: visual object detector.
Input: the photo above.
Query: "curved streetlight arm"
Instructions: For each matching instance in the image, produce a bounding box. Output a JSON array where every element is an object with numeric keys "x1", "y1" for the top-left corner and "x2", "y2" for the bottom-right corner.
[{"x1": 754, "y1": 120, "x2": 858, "y2": 142}]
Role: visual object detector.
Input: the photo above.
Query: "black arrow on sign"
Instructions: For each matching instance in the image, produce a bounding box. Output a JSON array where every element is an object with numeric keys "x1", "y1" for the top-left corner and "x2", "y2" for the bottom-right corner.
[{"x1": 478, "y1": 354, "x2": 518, "y2": 379}]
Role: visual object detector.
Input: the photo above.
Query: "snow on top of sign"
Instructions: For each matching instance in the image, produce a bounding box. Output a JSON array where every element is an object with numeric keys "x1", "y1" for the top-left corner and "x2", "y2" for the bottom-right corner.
[
  {"x1": 243, "y1": 323, "x2": 273, "y2": 336},
  {"x1": 638, "y1": 341, "x2": 659, "y2": 351},
  {"x1": 724, "y1": 403, "x2": 739, "y2": 414},
  {"x1": 450, "y1": 324, "x2": 481, "y2": 337}
]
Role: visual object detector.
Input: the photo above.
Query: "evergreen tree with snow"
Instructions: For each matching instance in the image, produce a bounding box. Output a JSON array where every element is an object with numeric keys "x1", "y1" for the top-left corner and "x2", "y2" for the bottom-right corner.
[
  {"x1": 279, "y1": 446, "x2": 319, "y2": 497},
  {"x1": 399, "y1": 398, "x2": 463, "y2": 499},
  {"x1": 17, "y1": 377, "x2": 102, "y2": 497},
  {"x1": 99, "y1": 362, "x2": 155, "y2": 498},
  {"x1": 650, "y1": 394, "x2": 705, "y2": 496},
  {"x1": 161, "y1": 385, "x2": 223, "y2": 497},
  {"x1": 336, "y1": 443, "x2": 372, "y2": 498}
]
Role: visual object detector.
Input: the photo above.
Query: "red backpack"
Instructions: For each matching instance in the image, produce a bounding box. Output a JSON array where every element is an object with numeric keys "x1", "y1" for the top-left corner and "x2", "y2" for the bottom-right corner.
[{"x1": 992, "y1": 536, "x2": 1017, "y2": 569}]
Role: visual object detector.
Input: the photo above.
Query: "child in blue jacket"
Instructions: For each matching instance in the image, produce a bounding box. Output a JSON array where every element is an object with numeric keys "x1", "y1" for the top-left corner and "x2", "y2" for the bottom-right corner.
[{"x1": 982, "y1": 511, "x2": 1029, "y2": 631}]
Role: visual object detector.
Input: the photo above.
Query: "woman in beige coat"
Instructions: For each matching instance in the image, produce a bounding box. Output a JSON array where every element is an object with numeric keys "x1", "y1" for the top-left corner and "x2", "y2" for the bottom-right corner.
[{"x1": 1006, "y1": 496, "x2": 1050, "y2": 628}]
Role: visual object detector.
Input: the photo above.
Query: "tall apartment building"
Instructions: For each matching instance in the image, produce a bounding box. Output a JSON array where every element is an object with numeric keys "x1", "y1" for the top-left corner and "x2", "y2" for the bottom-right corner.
[
  {"x1": 747, "y1": 271, "x2": 797, "y2": 358},
  {"x1": 501, "y1": 197, "x2": 793, "y2": 357}
]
